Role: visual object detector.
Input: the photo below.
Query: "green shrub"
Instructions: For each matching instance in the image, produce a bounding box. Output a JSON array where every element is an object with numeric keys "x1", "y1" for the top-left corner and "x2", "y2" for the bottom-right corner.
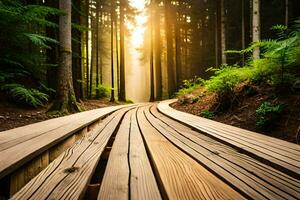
[
  {"x1": 205, "y1": 64, "x2": 253, "y2": 93},
  {"x1": 191, "y1": 96, "x2": 199, "y2": 103},
  {"x1": 95, "y1": 84, "x2": 110, "y2": 98},
  {"x1": 176, "y1": 76, "x2": 204, "y2": 96},
  {"x1": 201, "y1": 110, "x2": 215, "y2": 119},
  {"x1": 1, "y1": 83, "x2": 49, "y2": 107},
  {"x1": 256, "y1": 102, "x2": 284, "y2": 128}
]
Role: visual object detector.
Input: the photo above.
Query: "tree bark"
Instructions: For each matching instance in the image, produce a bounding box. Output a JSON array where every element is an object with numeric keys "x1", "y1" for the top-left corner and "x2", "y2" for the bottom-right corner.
[
  {"x1": 220, "y1": 0, "x2": 227, "y2": 64},
  {"x1": 164, "y1": 0, "x2": 175, "y2": 98},
  {"x1": 149, "y1": 0, "x2": 154, "y2": 102},
  {"x1": 252, "y1": 0, "x2": 260, "y2": 59},
  {"x1": 72, "y1": 0, "x2": 83, "y2": 100},
  {"x1": 119, "y1": 0, "x2": 126, "y2": 101},
  {"x1": 50, "y1": 0, "x2": 80, "y2": 113},
  {"x1": 95, "y1": 0, "x2": 100, "y2": 98},
  {"x1": 85, "y1": 0, "x2": 89, "y2": 97},
  {"x1": 285, "y1": 0, "x2": 289, "y2": 27},
  {"x1": 110, "y1": 1, "x2": 115, "y2": 102},
  {"x1": 154, "y1": 0, "x2": 162, "y2": 100},
  {"x1": 241, "y1": 0, "x2": 246, "y2": 66}
]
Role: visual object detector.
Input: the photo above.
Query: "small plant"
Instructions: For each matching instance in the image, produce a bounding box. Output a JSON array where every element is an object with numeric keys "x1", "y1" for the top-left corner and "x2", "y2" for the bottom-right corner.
[
  {"x1": 201, "y1": 110, "x2": 215, "y2": 119},
  {"x1": 191, "y1": 96, "x2": 199, "y2": 103},
  {"x1": 95, "y1": 84, "x2": 110, "y2": 98},
  {"x1": 1, "y1": 83, "x2": 49, "y2": 107},
  {"x1": 256, "y1": 102, "x2": 284, "y2": 129},
  {"x1": 176, "y1": 76, "x2": 204, "y2": 96}
]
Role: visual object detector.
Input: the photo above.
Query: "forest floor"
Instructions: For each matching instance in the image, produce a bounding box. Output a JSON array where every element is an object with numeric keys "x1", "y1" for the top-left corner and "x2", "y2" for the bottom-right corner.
[
  {"x1": 0, "y1": 94, "x2": 121, "y2": 131},
  {"x1": 171, "y1": 83, "x2": 300, "y2": 144}
]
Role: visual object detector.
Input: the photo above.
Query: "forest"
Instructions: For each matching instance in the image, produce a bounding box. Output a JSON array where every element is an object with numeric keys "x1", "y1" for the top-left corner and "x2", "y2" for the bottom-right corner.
[{"x1": 0, "y1": 0, "x2": 299, "y2": 141}]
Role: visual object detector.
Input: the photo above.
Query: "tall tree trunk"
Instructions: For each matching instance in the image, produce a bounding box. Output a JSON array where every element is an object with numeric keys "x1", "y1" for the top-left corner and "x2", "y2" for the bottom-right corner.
[
  {"x1": 149, "y1": 1, "x2": 154, "y2": 102},
  {"x1": 154, "y1": 0, "x2": 162, "y2": 100},
  {"x1": 110, "y1": 2, "x2": 115, "y2": 102},
  {"x1": 164, "y1": 0, "x2": 175, "y2": 97},
  {"x1": 220, "y1": 0, "x2": 227, "y2": 64},
  {"x1": 115, "y1": 4, "x2": 120, "y2": 98},
  {"x1": 45, "y1": 0, "x2": 58, "y2": 98},
  {"x1": 252, "y1": 0, "x2": 260, "y2": 59},
  {"x1": 175, "y1": 13, "x2": 181, "y2": 89},
  {"x1": 95, "y1": 0, "x2": 100, "y2": 98},
  {"x1": 214, "y1": 4, "x2": 220, "y2": 68},
  {"x1": 72, "y1": 0, "x2": 83, "y2": 100},
  {"x1": 285, "y1": 0, "x2": 289, "y2": 27},
  {"x1": 241, "y1": 0, "x2": 246, "y2": 66},
  {"x1": 50, "y1": 0, "x2": 80, "y2": 113},
  {"x1": 119, "y1": 0, "x2": 126, "y2": 101},
  {"x1": 85, "y1": 0, "x2": 89, "y2": 98},
  {"x1": 89, "y1": 9, "x2": 94, "y2": 99}
]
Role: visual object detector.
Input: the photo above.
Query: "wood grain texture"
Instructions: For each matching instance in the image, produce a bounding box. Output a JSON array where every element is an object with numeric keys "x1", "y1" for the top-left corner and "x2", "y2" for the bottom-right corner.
[
  {"x1": 98, "y1": 109, "x2": 161, "y2": 200},
  {"x1": 148, "y1": 105, "x2": 300, "y2": 200},
  {"x1": 0, "y1": 105, "x2": 130, "y2": 179},
  {"x1": 129, "y1": 110, "x2": 162, "y2": 200},
  {"x1": 10, "y1": 107, "x2": 133, "y2": 200},
  {"x1": 157, "y1": 100, "x2": 300, "y2": 178},
  {"x1": 137, "y1": 106, "x2": 244, "y2": 200},
  {"x1": 98, "y1": 110, "x2": 131, "y2": 200}
]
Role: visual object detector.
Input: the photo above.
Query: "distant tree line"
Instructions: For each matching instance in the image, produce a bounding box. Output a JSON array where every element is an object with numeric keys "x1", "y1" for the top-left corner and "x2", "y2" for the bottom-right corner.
[{"x1": 0, "y1": 0, "x2": 299, "y2": 112}]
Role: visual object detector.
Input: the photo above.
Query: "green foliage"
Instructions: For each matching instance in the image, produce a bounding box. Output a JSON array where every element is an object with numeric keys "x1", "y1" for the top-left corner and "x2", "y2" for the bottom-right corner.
[
  {"x1": 207, "y1": 19, "x2": 300, "y2": 93},
  {"x1": 205, "y1": 64, "x2": 253, "y2": 93},
  {"x1": 0, "y1": 0, "x2": 60, "y2": 106},
  {"x1": 201, "y1": 110, "x2": 215, "y2": 119},
  {"x1": 256, "y1": 102, "x2": 284, "y2": 128},
  {"x1": 176, "y1": 76, "x2": 204, "y2": 96},
  {"x1": 1, "y1": 84, "x2": 49, "y2": 107},
  {"x1": 95, "y1": 84, "x2": 110, "y2": 98},
  {"x1": 191, "y1": 96, "x2": 199, "y2": 103}
]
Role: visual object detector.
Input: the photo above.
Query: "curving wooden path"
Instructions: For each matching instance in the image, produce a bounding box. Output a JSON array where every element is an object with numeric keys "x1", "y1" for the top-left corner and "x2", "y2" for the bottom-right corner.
[{"x1": 1, "y1": 100, "x2": 299, "y2": 200}]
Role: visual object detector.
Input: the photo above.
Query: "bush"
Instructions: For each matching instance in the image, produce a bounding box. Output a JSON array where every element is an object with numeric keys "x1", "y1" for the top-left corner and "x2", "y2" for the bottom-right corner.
[
  {"x1": 176, "y1": 76, "x2": 204, "y2": 96},
  {"x1": 95, "y1": 84, "x2": 110, "y2": 98},
  {"x1": 256, "y1": 102, "x2": 284, "y2": 129},
  {"x1": 205, "y1": 64, "x2": 253, "y2": 93},
  {"x1": 1, "y1": 83, "x2": 49, "y2": 107},
  {"x1": 201, "y1": 110, "x2": 215, "y2": 119}
]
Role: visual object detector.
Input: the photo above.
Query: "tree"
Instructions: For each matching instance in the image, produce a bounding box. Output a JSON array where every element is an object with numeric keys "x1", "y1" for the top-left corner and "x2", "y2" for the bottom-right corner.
[
  {"x1": 110, "y1": 1, "x2": 115, "y2": 102},
  {"x1": 50, "y1": 0, "x2": 80, "y2": 113},
  {"x1": 220, "y1": 0, "x2": 227, "y2": 64},
  {"x1": 149, "y1": 0, "x2": 154, "y2": 102},
  {"x1": 164, "y1": 0, "x2": 175, "y2": 97},
  {"x1": 119, "y1": 0, "x2": 126, "y2": 101},
  {"x1": 154, "y1": 0, "x2": 162, "y2": 100},
  {"x1": 252, "y1": 0, "x2": 260, "y2": 59}
]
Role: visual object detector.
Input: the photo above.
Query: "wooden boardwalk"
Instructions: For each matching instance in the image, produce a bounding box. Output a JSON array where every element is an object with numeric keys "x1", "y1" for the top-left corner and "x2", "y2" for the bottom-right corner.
[{"x1": 0, "y1": 101, "x2": 299, "y2": 200}]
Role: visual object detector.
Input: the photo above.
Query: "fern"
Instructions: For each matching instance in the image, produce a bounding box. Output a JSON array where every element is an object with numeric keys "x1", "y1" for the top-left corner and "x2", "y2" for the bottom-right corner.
[{"x1": 1, "y1": 84, "x2": 49, "y2": 107}]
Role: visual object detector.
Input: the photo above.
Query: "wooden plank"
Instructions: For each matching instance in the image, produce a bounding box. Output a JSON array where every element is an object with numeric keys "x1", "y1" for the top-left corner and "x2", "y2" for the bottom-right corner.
[
  {"x1": 157, "y1": 100, "x2": 300, "y2": 178},
  {"x1": 9, "y1": 151, "x2": 49, "y2": 196},
  {"x1": 98, "y1": 110, "x2": 131, "y2": 200},
  {"x1": 136, "y1": 106, "x2": 244, "y2": 200},
  {"x1": 0, "y1": 105, "x2": 131, "y2": 179},
  {"x1": 148, "y1": 105, "x2": 300, "y2": 199},
  {"x1": 129, "y1": 110, "x2": 162, "y2": 200},
  {"x1": 158, "y1": 99, "x2": 300, "y2": 152},
  {"x1": 10, "y1": 107, "x2": 133, "y2": 200},
  {"x1": 98, "y1": 109, "x2": 161, "y2": 200}
]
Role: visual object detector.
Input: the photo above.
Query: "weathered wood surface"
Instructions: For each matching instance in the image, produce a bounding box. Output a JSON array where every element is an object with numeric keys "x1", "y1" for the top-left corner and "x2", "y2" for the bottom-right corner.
[
  {"x1": 0, "y1": 105, "x2": 130, "y2": 179},
  {"x1": 98, "y1": 109, "x2": 161, "y2": 200},
  {"x1": 157, "y1": 99, "x2": 300, "y2": 179},
  {"x1": 11, "y1": 107, "x2": 134, "y2": 200},
  {"x1": 149, "y1": 104, "x2": 300, "y2": 200},
  {"x1": 136, "y1": 106, "x2": 244, "y2": 200},
  {"x1": 2, "y1": 100, "x2": 300, "y2": 200}
]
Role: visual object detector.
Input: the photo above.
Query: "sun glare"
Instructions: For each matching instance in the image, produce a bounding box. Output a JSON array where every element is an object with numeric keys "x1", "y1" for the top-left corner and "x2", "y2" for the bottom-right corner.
[{"x1": 127, "y1": 0, "x2": 149, "y2": 48}]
